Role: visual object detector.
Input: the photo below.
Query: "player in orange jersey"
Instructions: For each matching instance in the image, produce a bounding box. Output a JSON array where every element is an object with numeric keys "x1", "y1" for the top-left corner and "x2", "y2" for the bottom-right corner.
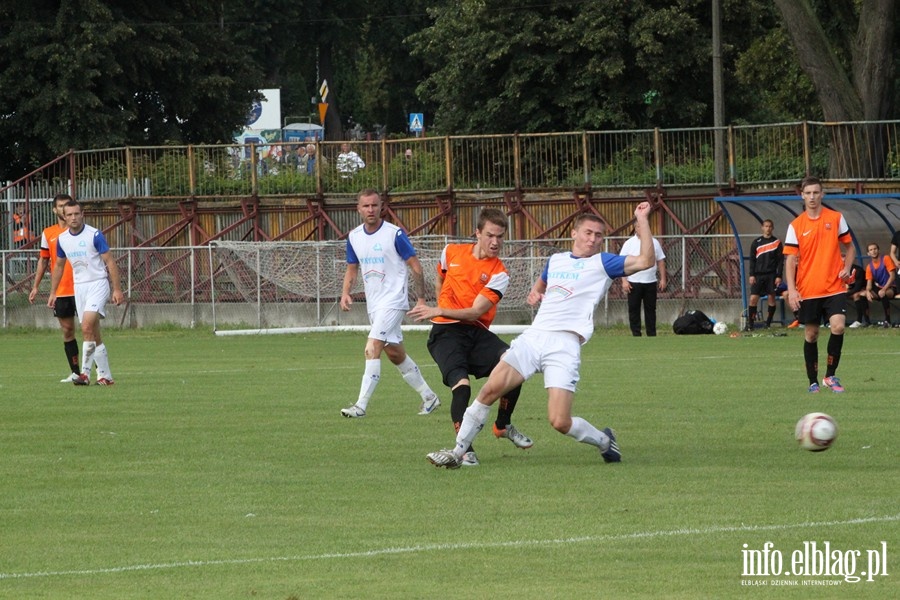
[
  {"x1": 783, "y1": 176, "x2": 855, "y2": 393},
  {"x1": 29, "y1": 193, "x2": 80, "y2": 382},
  {"x1": 408, "y1": 208, "x2": 532, "y2": 466}
]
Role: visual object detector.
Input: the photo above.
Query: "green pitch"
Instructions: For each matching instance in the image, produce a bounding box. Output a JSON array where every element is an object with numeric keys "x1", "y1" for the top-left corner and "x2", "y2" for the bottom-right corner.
[{"x1": 0, "y1": 328, "x2": 897, "y2": 598}]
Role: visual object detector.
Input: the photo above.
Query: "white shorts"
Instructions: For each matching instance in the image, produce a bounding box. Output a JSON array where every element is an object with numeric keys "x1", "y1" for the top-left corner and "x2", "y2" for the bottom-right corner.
[
  {"x1": 367, "y1": 307, "x2": 405, "y2": 345},
  {"x1": 75, "y1": 278, "x2": 110, "y2": 321},
  {"x1": 503, "y1": 328, "x2": 582, "y2": 391}
]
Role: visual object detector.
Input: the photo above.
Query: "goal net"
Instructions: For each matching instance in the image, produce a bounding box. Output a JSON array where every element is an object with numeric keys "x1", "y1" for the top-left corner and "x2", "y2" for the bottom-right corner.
[{"x1": 210, "y1": 237, "x2": 566, "y2": 335}]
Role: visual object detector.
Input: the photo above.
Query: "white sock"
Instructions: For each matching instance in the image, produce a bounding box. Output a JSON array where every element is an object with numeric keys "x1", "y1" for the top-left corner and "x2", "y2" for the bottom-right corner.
[
  {"x1": 396, "y1": 356, "x2": 436, "y2": 400},
  {"x1": 81, "y1": 341, "x2": 97, "y2": 377},
  {"x1": 93, "y1": 343, "x2": 112, "y2": 380},
  {"x1": 566, "y1": 416, "x2": 610, "y2": 450},
  {"x1": 356, "y1": 359, "x2": 381, "y2": 410},
  {"x1": 453, "y1": 400, "x2": 491, "y2": 457}
]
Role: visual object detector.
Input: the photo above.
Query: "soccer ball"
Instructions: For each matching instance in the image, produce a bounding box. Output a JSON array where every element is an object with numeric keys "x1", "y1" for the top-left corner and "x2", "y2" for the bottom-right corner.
[
  {"x1": 794, "y1": 412, "x2": 838, "y2": 452},
  {"x1": 713, "y1": 322, "x2": 728, "y2": 335}
]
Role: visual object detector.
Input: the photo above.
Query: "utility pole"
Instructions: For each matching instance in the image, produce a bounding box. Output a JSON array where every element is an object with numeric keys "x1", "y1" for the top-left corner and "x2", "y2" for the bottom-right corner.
[{"x1": 712, "y1": 0, "x2": 725, "y2": 187}]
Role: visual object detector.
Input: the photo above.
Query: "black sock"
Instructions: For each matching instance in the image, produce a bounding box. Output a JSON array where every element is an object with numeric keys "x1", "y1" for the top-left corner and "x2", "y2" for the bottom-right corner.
[
  {"x1": 748, "y1": 307, "x2": 757, "y2": 326},
  {"x1": 803, "y1": 341, "x2": 818, "y2": 385},
  {"x1": 855, "y1": 298, "x2": 868, "y2": 322},
  {"x1": 450, "y1": 385, "x2": 472, "y2": 452},
  {"x1": 825, "y1": 334, "x2": 843, "y2": 377},
  {"x1": 766, "y1": 306, "x2": 776, "y2": 325},
  {"x1": 494, "y1": 385, "x2": 521, "y2": 431},
  {"x1": 64, "y1": 339, "x2": 80, "y2": 374}
]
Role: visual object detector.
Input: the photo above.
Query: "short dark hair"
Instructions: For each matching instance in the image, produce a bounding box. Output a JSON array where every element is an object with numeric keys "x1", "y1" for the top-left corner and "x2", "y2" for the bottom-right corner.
[
  {"x1": 476, "y1": 208, "x2": 507, "y2": 232},
  {"x1": 799, "y1": 175, "x2": 822, "y2": 190},
  {"x1": 762, "y1": 218, "x2": 774, "y2": 226},
  {"x1": 53, "y1": 193, "x2": 73, "y2": 205}
]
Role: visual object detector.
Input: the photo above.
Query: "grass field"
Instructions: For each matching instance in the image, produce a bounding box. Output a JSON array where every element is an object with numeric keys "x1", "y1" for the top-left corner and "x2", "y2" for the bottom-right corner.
[{"x1": 0, "y1": 326, "x2": 897, "y2": 599}]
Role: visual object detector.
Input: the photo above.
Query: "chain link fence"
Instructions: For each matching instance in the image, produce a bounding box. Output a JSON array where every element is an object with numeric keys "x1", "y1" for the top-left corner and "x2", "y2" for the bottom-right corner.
[{"x1": 4, "y1": 234, "x2": 761, "y2": 332}]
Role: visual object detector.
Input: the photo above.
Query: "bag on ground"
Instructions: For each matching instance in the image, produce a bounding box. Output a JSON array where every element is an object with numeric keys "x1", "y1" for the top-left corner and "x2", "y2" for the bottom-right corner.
[{"x1": 672, "y1": 310, "x2": 715, "y2": 335}]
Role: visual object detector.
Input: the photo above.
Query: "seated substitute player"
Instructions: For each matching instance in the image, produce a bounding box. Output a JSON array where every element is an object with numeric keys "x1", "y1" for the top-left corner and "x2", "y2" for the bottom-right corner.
[
  {"x1": 864, "y1": 243, "x2": 896, "y2": 328},
  {"x1": 746, "y1": 219, "x2": 783, "y2": 329},
  {"x1": 427, "y1": 203, "x2": 656, "y2": 469},
  {"x1": 339, "y1": 189, "x2": 440, "y2": 418},
  {"x1": 48, "y1": 199, "x2": 124, "y2": 385},
  {"x1": 29, "y1": 193, "x2": 81, "y2": 381},
  {"x1": 407, "y1": 208, "x2": 532, "y2": 467}
]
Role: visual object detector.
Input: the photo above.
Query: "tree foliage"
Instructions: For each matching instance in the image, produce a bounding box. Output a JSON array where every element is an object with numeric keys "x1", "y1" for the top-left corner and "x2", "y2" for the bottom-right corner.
[
  {"x1": 0, "y1": 0, "x2": 261, "y2": 178},
  {"x1": 0, "y1": 0, "x2": 897, "y2": 182}
]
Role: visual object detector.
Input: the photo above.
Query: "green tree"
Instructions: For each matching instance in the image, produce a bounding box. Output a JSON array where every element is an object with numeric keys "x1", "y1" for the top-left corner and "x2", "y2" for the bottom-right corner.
[
  {"x1": 772, "y1": 0, "x2": 896, "y2": 176},
  {"x1": 0, "y1": 0, "x2": 261, "y2": 180},
  {"x1": 407, "y1": 0, "x2": 717, "y2": 133}
]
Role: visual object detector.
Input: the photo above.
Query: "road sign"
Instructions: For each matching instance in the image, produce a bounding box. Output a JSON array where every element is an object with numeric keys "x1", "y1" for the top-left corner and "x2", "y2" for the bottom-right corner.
[
  {"x1": 409, "y1": 113, "x2": 424, "y2": 132},
  {"x1": 319, "y1": 80, "x2": 329, "y2": 103}
]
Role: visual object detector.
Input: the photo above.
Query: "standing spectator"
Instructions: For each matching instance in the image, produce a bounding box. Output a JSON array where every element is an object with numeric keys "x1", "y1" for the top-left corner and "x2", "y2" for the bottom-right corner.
[
  {"x1": 427, "y1": 204, "x2": 656, "y2": 469},
  {"x1": 846, "y1": 259, "x2": 870, "y2": 328},
  {"x1": 295, "y1": 145, "x2": 309, "y2": 172},
  {"x1": 746, "y1": 219, "x2": 784, "y2": 329},
  {"x1": 783, "y1": 176, "x2": 855, "y2": 394},
  {"x1": 864, "y1": 243, "x2": 896, "y2": 328},
  {"x1": 337, "y1": 143, "x2": 366, "y2": 179},
  {"x1": 48, "y1": 199, "x2": 125, "y2": 386},
  {"x1": 407, "y1": 208, "x2": 533, "y2": 467},
  {"x1": 29, "y1": 193, "x2": 81, "y2": 382},
  {"x1": 619, "y1": 231, "x2": 666, "y2": 336},
  {"x1": 339, "y1": 189, "x2": 440, "y2": 418},
  {"x1": 12, "y1": 205, "x2": 33, "y2": 247},
  {"x1": 305, "y1": 144, "x2": 326, "y2": 175}
]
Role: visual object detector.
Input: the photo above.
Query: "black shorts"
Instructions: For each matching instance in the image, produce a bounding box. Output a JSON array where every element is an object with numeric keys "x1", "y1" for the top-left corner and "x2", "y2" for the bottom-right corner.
[
  {"x1": 426, "y1": 323, "x2": 509, "y2": 388},
  {"x1": 750, "y1": 273, "x2": 778, "y2": 297},
  {"x1": 797, "y1": 294, "x2": 846, "y2": 325},
  {"x1": 53, "y1": 296, "x2": 77, "y2": 319}
]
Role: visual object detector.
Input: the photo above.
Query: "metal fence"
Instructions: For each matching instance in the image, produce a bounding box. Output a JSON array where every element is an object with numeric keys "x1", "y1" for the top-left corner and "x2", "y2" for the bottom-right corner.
[
  {"x1": 3, "y1": 121, "x2": 899, "y2": 220},
  {"x1": 4, "y1": 234, "x2": 768, "y2": 332}
]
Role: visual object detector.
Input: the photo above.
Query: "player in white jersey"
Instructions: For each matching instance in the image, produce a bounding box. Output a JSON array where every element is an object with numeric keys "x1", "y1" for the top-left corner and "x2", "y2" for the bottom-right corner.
[
  {"x1": 427, "y1": 202, "x2": 656, "y2": 468},
  {"x1": 48, "y1": 199, "x2": 124, "y2": 386},
  {"x1": 339, "y1": 189, "x2": 440, "y2": 418}
]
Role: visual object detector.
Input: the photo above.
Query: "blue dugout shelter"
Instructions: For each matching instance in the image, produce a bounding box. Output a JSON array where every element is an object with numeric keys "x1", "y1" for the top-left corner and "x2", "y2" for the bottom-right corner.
[{"x1": 715, "y1": 194, "x2": 900, "y2": 317}]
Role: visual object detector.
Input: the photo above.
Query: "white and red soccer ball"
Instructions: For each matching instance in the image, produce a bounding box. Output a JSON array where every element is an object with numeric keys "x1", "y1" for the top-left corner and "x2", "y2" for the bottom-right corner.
[{"x1": 795, "y1": 412, "x2": 838, "y2": 452}]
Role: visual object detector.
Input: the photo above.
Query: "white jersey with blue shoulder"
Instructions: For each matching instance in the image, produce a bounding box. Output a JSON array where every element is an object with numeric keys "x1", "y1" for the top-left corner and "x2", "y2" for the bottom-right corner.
[
  {"x1": 531, "y1": 251, "x2": 627, "y2": 343},
  {"x1": 346, "y1": 221, "x2": 417, "y2": 311},
  {"x1": 56, "y1": 224, "x2": 111, "y2": 285}
]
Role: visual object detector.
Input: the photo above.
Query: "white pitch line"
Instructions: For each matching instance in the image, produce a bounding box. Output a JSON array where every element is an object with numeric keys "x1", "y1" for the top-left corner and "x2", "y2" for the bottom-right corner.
[{"x1": 1, "y1": 513, "x2": 897, "y2": 581}]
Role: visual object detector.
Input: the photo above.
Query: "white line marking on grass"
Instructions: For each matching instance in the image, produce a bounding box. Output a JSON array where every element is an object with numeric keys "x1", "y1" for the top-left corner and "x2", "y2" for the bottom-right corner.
[{"x1": 2, "y1": 513, "x2": 897, "y2": 581}]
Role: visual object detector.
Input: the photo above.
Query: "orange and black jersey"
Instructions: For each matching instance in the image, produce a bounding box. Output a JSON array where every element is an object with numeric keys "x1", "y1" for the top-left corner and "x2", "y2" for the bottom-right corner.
[
  {"x1": 749, "y1": 235, "x2": 782, "y2": 277},
  {"x1": 433, "y1": 243, "x2": 509, "y2": 329}
]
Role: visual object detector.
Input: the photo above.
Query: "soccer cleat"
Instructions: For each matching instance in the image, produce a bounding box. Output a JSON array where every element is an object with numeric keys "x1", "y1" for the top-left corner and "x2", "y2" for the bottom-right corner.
[
  {"x1": 426, "y1": 449, "x2": 461, "y2": 469},
  {"x1": 882, "y1": 321, "x2": 890, "y2": 329},
  {"x1": 96, "y1": 378, "x2": 115, "y2": 386},
  {"x1": 60, "y1": 373, "x2": 81, "y2": 383},
  {"x1": 340, "y1": 404, "x2": 367, "y2": 418},
  {"x1": 492, "y1": 423, "x2": 534, "y2": 449},
  {"x1": 601, "y1": 427, "x2": 621, "y2": 463},
  {"x1": 808, "y1": 382, "x2": 820, "y2": 393},
  {"x1": 822, "y1": 376, "x2": 844, "y2": 393},
  {"x1": 73, "y1": 373, "x2": 90, "y2": 386},
  {"x1": 787, "y1": 320, "x2": 800, "y2": 329},
  {"x1": 848, "y1": 321, "x2": 862, "y2": 328},
  {"x1": 461, "y1": 451, "x2": 479, "y2": 467},
  {"x1": 418, "y1": 394, "x2": 441, "y2": 415}
]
